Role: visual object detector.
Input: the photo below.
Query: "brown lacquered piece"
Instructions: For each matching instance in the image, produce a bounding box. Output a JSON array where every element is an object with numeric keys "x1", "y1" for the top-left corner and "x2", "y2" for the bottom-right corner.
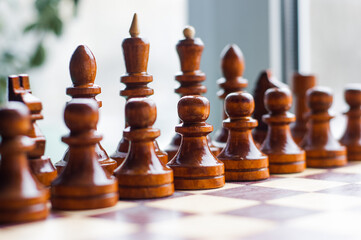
[
  {"x1": 167, "y1": 96, "x2": 225, "y2": 189},
  {"x1": 301, "y1": 87, "x2": 347, "y2": 167},
  {"x1": 253, "y1": 70, "x2": 287, "y2": 146},
  {"x1": 217, "y1": 92, "x2": 269, "y2": 181},
  {"x1": 165, "y1": 26, "x2": 219, "y2": 159},
  {"x1": 0, "y1": 102, "x2": 48, "y2": 223},
  {"x1": 114, "y1": 98, "x2": 174, "y2": 199},
  {"x1": 290, "y1": 73, "x2": 317, "y2": 144},
  {"x1": 340, "y1": 85, "x2": 361, "y2": 161},
  {"x1": 213, "y1": 45, "x2": 248, "y2": 151},
  {"x1": 8, "y1": 74, "x2": 57, "y2": 186},
  {"x1": 111, "y1": 13, "x2": 167, "y2": 166},
  {"x1": 261, "y1": 88, "x2": 306, "y2": 174},
  {"x1": 51, "y1": 99, "x2": 118, "y2": 210},
  {"x1": 55, "y1": 45, "x2": 117, "y2": 174}
]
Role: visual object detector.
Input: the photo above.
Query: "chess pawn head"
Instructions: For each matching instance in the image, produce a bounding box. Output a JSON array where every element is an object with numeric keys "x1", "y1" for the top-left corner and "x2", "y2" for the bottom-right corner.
[
  {"x1": 178, "y1": 95, "x2": 210, "y2": 124},
  {"x1": 69, "y1": 45, "x2": 97, "y2": 87},
  {"x1": 225, "y1": 92, "x2": 254, "y2": 119},
  {"x1": 221, "y1": 44, "x2": 245, "y2": 80},
  {"x1": 177, "y1": 26, "x2": 204, "y2": 74},
  {"x1": 264, "y1": 87, "x2": 292, "y2": 115},
  {"x1": 122, "y1": 13, "x2": 150, "y2": 74},
  {"x1": 307, "y1": 87, "x2": 333, "y2": 113},
  {"x1": 345, "y1": 84, "x2": 361, "y2": 109},
  {"x1": 126, "y1": 97, "x2": 157, "y2": 130},
  {"x1": 0, "y1": 102, "x2": 32, "y2": 139},
  {"x1": 64, "y1": 99, "x2": 99, "y2": 134}
]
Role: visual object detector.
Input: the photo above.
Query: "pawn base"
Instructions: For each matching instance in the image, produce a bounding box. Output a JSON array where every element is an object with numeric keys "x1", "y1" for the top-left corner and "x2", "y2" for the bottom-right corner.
[
  {"x1": 267, "y1": 152, "x2": 306, "y2": 174},
  {"x1": 220, "y1": 157, "x2": 269, "y2": 181},
  {"x1": 118, "y1": 183, "x2": 174, "y2": 199},
  {"x1": 346, "y1": 146, "x2": 361, "y2": 161},
  {"x1": 306, "y1": 149, "x2": 347, "y2": 168},
  {"x1": 174, "y1": 175, "x2": 225, "y2": 190}
]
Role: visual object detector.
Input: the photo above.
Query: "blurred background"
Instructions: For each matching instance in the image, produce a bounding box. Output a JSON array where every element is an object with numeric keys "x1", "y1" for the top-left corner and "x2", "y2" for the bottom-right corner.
[{"x1": 0, "y1": 0, "x2": 360, "y2": 162}]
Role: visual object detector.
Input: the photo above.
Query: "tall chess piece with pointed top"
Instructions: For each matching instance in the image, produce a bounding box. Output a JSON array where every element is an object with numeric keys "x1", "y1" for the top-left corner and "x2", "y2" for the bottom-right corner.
[{"x1": 111, "y1": 13, "x2": 168, "y2": 166}]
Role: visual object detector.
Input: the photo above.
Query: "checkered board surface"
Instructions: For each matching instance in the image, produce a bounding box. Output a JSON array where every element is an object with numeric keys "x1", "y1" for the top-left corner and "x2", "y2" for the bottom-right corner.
[{"x1": 2, "y1": 163, "x2": 361, "y2": 240}]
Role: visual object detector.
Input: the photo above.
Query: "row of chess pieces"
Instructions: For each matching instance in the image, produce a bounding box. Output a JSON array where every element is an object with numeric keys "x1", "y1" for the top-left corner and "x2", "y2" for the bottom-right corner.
[{"x1": 0, "y1": 13, "x2": 360, "y2": 224}]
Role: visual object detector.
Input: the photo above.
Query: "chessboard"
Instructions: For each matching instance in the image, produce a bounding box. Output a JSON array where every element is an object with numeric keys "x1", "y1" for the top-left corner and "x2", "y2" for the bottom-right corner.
[{"x1": 2, "y1": 162, "x2": 361, "y2": 240}]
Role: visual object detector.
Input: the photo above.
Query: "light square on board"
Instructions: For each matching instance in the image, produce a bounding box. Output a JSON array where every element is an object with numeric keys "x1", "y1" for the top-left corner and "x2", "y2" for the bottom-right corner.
[
  {"x1": 266, "y1": 192, "x2": 361, "y2": 211},
  {"x1": 147, "y1": 214, "x2": 275, "y2": 239},
  {"x1": 0, "y1": 216, "x2": 138, "y2": 240},
  {"x1": 179, "y1": 182, "x2": 244, "y2": 194},
  {"x1": 253, "y1": 178, "x2": 346, "y2": 192},
  {"x1": 145, "y1": 195, "x2": 260, "y2": 214}
]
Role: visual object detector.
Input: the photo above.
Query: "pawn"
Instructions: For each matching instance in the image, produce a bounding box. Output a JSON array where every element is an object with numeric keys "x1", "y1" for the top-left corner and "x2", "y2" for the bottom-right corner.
[
  {"x1": 167, "y1": 96, "x2": 225, "y2": 189},
  {"x1": 217, "y1": 92, "x2": 269, "y2": 181},
  {"x1": 51, "y1": 99, "x2": 118, "y2": 210},
  {"x1": 114, "y1": 98, "x2": 174, "y2": 199},
  {"x1": 0, "y1": 102, "x2": 48, "y2": 223},
  {"x1": 340, "y1": 84, "x2": 361, "y2": 161},
  {"x1": 260, "y1": 88, "x2": 306, "y2": 173},
  {"x1": 301, "y1": 87, "x2": 347, "y2": 167}
]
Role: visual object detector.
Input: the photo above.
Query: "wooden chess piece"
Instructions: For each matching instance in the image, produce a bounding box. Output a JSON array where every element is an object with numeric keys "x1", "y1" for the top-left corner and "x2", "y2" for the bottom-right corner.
[
  {"x1": 260, "y1": 88, "x2": 306, "y2": 173},
  {"x1": 8, "y1": 74, "x2": 57, "y2": 186},
  {"x1": 213, "y1": 44, "x2": 248, "y2": 151},
  {"x1": 114, "y1": 97, "x2": 174, "y2": 199},
  {"x1": 300, "y1": 87, "x2": 347, "y2": 167},
  {"x1": 55, "y1": 45, "x2": 117, "y2": 174},
  {"x1": 217, "y1": 92, "x2": 269, "y2": 181},
  {"x1": 253, "y1": 70, "x2": 287, "y2": 146},
  {"x1": 340, "y1": 84, "x2": 361, "y2": 161},
  {"x1": 290, "y1": 73, "x2": 317, "y2": 144},
  {"x1": 0, "y1": 102, "x2": 48, "y2": 223},
  {"x1": 111, "y1": 13, "x2": 167, "y2": 166},
  {"x1": 167, "y1": 95, "x2": 225, "y2": 189},
  {"x1": 51, "y1": 99, "x2": 118, "y2": 210},
  {"x1": 165, "y1": 26, "x2": 219, "y2": 159}
]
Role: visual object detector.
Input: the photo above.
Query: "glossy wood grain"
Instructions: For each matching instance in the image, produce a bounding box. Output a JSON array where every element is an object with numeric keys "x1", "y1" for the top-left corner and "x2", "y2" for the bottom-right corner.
[
  {"x1": 51, "y1": 99, "x2": 118, "y2": 210},
  {"x1": 0, "y1": 102, "x2": 48, "y2": 223},
  {"x1": 114, "y1": 98, "x2": 174, "y2": 199},
  {"x1": 55, "y1": 45, "x2": 117, "y2": 174},
  {"x1": 213, "y1": 44, "x2": 248, "y2": 151},
  {"x1": 8, "y1": 74, "x2": 57, "y2": 186},
  {"x1": 260, "y1": 88, "x2": 306, "y2": 174},
  {"x1": 217, "y1": 92, "x2": 269, "y2": 181},
  {"x1": 301, "y1": 87, "x2": 347, "y2": 167},
  {"x1": 111, "y1": 13, "x2": 167, "y2": 166},
  {"x1": 167, "y1": 95, "x2": 225, "y2": 189}
]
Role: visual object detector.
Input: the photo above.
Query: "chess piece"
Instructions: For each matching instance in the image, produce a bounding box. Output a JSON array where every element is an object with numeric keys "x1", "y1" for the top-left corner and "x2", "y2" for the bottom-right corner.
[
  {"x1": 8, "y1": 74, "x2": 57, "y2": 186},
  {"x1": 253, "y1": 70, "x2": 287, "y2": 146},
  {"x1": 213, "y1": 44, "x2": 248, "y2": 151},
  {"x1": 290, "y1": 73, "x2": 317, "y2": 144},
  {"x1": 111, "y1": 13, "x2": 167, "y2": 166},
  {"x1": 165, "y1": 26, "x2": 219, "y2": 159},
  {"x1": 301, "y1": 87, "x2": 347, "y2": 167},
  {"x1": 114, "y1": 98, "x2": 174, "y2": 199},
  {"x1": 260, "y1": 88, "x2": 306, "y2": 173},
  {"x1": 0, "y1": 102, "x2": 48, "y2": 223},
  {"x1": 51, "y1": 99, "x2": 118, "y2": 210},
  {"x1": 340, "y1": 84, "x2": 361, "y2": 161},
  {"x1": 217, "y1": 92, "x2": 269, "y2": 181},
  {"x1": 167, "y1": 95, "x2": 225, "y2": 189},
  {"x1": 55, "y1": 45, "x2": 117, "y2": 174}
]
